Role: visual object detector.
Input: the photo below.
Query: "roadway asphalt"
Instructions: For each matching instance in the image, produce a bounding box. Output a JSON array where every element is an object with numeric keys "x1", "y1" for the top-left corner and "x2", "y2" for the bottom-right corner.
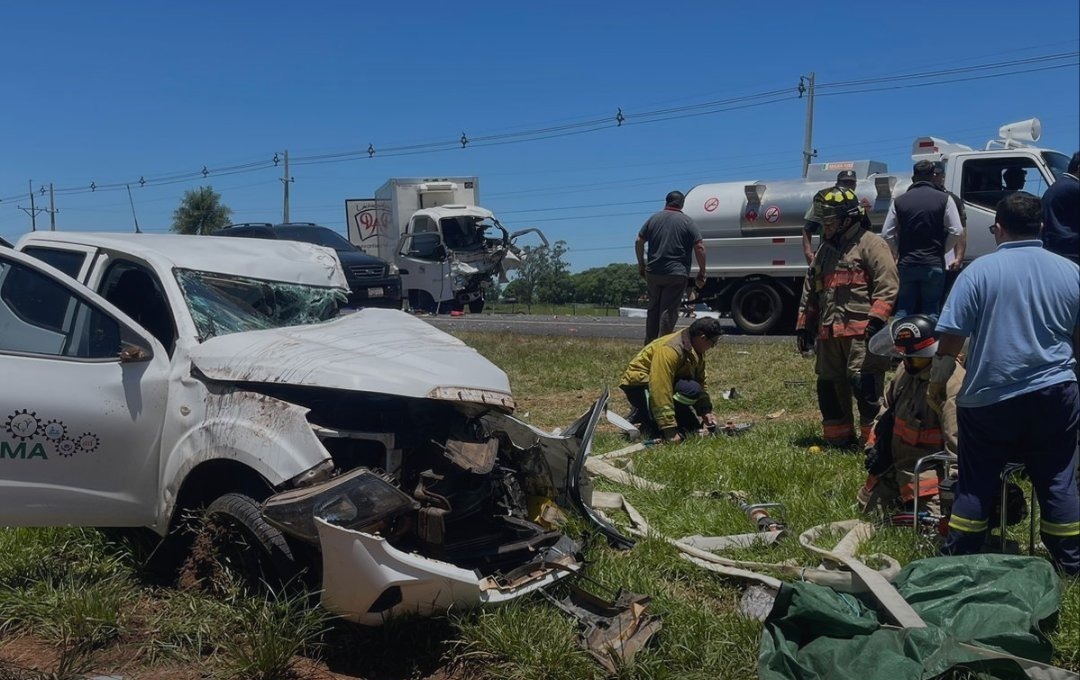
[{"x1": 421, "y1": 312, "x2": 791, "y2": 344}]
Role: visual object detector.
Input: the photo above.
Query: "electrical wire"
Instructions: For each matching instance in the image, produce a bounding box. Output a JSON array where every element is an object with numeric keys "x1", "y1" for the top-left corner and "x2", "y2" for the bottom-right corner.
[{"x1": 2, "y1": 51, "x2": 1076, "y2": 204}]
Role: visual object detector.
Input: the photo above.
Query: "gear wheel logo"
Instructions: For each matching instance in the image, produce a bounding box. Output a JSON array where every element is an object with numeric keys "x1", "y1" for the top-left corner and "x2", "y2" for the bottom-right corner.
[
  {"x1": 5, "y1": 410, "x2": 40, "y2": 441},
  {"x1": 57, "y1": 439, "x2": 77, "y2": 458},
  {"x1": 77, "y1": 433, "x2": 100, "y2": 454},
  {"x1": 43, "y1": 419, "x2": 67, "y2": 442}
]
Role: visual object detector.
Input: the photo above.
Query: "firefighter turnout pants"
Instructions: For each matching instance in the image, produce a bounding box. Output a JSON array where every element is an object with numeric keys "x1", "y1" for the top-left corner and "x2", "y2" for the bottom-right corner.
[
  {"x1": 941, "y1": 381, "x2": 1080, "y2": 575},
  {"x1": 815, "y1": 336, "x2": 889, "y2": 445}
]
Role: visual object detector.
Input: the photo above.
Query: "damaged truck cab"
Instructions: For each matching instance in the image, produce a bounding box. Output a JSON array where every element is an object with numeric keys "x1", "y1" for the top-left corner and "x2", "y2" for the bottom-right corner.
[{"x1": 1, "y1": 232, "x2": 600, "y2": 625}]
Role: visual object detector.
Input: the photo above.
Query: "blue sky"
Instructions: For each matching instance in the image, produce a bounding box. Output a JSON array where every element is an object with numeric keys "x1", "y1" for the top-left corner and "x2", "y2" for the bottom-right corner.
[{"x1": 2, "y1": 1, "x2": 1077, "y2": 271}]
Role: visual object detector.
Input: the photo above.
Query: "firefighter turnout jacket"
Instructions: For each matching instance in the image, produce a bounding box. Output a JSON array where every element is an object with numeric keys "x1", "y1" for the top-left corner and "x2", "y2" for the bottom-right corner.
[
  {"x1": 797, "y1": 223, "x2": 898, "y2": 338},
  {"x1": 864, "y1": 362, "x2": 965, "y2": 508},
  {"x1": 620, "y1": 329, "x2": 712, "y2": 432}
]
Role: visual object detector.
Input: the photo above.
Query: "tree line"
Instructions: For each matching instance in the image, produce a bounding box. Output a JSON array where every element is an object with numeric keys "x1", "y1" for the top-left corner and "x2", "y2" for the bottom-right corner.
[{"x1": 499, "y1": 241, "x2": 646, "y2": 307}]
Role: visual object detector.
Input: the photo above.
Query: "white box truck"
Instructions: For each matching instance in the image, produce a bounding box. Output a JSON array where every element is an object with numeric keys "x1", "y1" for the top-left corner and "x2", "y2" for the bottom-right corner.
[
  {"x1": 681, "y1": 118, "x2": 1069, "y2": 334},
  {"x1": 346, "y1": 178, "x2": 547, "y2": 314}
]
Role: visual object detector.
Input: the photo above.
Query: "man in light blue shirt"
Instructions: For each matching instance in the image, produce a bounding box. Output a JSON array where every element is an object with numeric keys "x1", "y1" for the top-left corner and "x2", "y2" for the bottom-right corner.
[{"x1": 930, "y1": 191, "x2": 1079, "y2": 574}]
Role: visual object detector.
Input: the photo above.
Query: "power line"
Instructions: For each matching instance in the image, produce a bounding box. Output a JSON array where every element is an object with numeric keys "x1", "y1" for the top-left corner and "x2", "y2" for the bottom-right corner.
[{"x1": 2, "y1": 51, "x2": 1076, "y2": 204}]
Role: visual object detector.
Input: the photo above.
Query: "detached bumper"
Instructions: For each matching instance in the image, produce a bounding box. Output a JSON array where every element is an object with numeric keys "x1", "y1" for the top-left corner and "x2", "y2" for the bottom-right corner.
[{"x1": 316, "y1": 517, "x2": 582, "y2": 625}]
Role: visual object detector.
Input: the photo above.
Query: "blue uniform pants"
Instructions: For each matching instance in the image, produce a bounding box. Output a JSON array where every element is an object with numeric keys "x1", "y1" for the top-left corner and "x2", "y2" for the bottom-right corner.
[{"x1": 941, "y1": 381, "x2": 1080, "y2": 574}]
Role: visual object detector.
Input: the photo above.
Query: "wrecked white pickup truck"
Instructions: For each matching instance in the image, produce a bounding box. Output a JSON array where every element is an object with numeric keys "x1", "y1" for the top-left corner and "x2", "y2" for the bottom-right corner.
[{"x1": 1, "y1": 232, "x2": 615, "y2": 625}]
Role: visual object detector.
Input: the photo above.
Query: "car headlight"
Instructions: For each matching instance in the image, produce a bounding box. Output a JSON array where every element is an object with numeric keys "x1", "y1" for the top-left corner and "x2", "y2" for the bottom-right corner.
[
  {"x1": 263, "y1": 468, "x2": 418, "y2": 543},
  {"x1": 387, "y1": 263, "x2": 399, "y2": 276}
]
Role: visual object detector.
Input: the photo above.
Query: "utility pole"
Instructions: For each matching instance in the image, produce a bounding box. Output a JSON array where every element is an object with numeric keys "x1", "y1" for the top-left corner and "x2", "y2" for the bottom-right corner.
[
  {"x1": 46, "y1": 183, "x2": 58, "y2": 231},
  {"x1": 280, "y1": 149, "x2": 294, "y2": 223},
  {"x1": 18, "y1": 180, "x2": 46, "y2": 231},
  {"x1": 800, "y1": 72, "x2": 817, "y2": 178}
]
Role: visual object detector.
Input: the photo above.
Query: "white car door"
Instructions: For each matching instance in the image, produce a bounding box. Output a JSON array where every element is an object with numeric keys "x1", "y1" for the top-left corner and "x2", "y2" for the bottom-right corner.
[{"x1": 0, "y1": 249, "x2": 170, "y2": 527}]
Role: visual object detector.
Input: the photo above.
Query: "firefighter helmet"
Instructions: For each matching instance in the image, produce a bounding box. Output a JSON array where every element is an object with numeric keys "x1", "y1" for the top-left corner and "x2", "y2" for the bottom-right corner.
[
  {"x1": 869, "y1": 314, "x2": 939, "y2": 358},
  {"x1": 814, "y1": 187, "x2": 862, "y2": 223}
]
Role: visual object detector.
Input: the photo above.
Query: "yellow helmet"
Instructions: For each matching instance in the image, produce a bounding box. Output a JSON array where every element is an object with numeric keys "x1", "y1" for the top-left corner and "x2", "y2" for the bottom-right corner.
[{"x1": 814, "y1": 187, "x2": 862, "y2": 222}]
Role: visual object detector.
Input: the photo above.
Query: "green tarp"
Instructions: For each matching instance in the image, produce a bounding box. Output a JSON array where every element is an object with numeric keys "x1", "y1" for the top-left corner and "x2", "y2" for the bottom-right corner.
[{"x1": 759, "y1": 554, "x2": 1066, "y2": 680}]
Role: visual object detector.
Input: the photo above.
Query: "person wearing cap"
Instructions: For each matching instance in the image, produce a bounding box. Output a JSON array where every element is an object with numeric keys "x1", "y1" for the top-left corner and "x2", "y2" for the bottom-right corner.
[
  {"x1": 858, "y1": 315, "x2": 964, "y2": 514},
  {"x1": 797, "y1": 188, "x2": 898, "y2": 447},
  {"x1": 881, "y1": 160, "x2": 964, "y2": 318},
  {"x1": 801, "y1": 169, "x2": 869, "y2": 265},
  {"x1": 619, "y1": 317, "x2": 722, "y2": 442},
  {"x1": 1041, "y1": 150, "x2": 1079, "y2": 264},
  {"x1": 931, "y1": 191, "x2": 1079, "y2": 575},
  {"x1": 635, "y1": 190, "x2": 707, "y2": 344}
]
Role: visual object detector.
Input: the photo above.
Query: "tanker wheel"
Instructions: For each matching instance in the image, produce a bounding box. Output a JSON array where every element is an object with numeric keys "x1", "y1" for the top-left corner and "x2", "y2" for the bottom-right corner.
[{"x1": 731, "y1": 281, "x2": 785, "y2": 334}]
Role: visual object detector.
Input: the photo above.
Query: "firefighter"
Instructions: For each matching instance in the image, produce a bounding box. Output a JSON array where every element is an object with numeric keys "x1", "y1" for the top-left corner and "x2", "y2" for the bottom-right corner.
[
  {"x1": 620, "y1": 317, "x2": 722, "y2": 442},
  {"x1": 858, "y1": 315, "x2": 964, "y2": 514},
  {"x1": 797, "y1": 188, "x2": 899, "y2": 447}
]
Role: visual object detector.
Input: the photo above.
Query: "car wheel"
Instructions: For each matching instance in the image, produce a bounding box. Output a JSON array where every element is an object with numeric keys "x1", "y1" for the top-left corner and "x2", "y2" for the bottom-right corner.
[
  {"x1": 731, "y1": 281, "x2": 785, "y2": 334},
  {"x1": 180, "y1": 492, "x2": 298, "y2": 593}
]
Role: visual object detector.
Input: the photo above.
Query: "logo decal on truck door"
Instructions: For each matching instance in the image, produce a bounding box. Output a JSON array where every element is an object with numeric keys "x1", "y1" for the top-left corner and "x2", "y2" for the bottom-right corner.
[{"x1": 2, "y1": 410, "x2": 99, "y2": 460}]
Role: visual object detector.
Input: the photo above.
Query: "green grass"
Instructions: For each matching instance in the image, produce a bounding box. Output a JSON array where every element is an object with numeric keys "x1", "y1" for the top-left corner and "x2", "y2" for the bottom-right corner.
[{"x1": 0, "y1": 332, "x2": 1074, "y2": 679}]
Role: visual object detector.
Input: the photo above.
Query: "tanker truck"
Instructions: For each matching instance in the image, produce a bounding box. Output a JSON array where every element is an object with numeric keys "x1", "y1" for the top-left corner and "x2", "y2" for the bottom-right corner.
[
  {"x1": 682, "y1": 118, "x2": 1071, "y2": 334},
  {"x1": 346, "y1": 178, "x2": 547, "y2": 314}
]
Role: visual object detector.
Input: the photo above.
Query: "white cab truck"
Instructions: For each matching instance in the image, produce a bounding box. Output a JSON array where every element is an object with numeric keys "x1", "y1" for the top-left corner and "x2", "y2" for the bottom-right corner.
[
  {"x1": 682, "y1": 118, "x2": 1071, "y2": 334},
  {"x1": 1, "y1": 232, "x2": 621, "y2": 625},
  {"x1": 346, "y1": 178, "x2": 547, "y2": 314}
]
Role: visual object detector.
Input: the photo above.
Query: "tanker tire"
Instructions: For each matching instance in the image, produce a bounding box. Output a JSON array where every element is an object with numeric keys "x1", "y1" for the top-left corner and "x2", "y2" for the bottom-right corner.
[{"x1": 731, "y1": 281, "x2": 785, "y2": 334}]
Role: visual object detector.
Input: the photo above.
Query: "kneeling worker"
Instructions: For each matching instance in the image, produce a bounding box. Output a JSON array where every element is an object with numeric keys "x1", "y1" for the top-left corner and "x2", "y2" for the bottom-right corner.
[
  {"x1": 859, "y1": 315, "x2": 965, "y2": 514},
  {"x1": 620, "y1": 317, "x2": 723, "y2": 442}
]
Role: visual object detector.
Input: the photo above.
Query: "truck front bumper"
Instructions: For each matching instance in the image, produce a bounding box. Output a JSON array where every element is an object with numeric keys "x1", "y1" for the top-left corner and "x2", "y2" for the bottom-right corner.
[{"x1": 316, "y1": 518, "x2": 582, "y2": 625}]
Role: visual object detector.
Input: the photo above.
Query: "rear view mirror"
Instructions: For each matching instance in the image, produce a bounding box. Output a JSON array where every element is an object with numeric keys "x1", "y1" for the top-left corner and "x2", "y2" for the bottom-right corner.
[
  {"x1": 118, "y1": 325, "x2": 154, "y2": 363},
  {"x1": 119, "y1": 341, "x2": 153, "y2": 363}
]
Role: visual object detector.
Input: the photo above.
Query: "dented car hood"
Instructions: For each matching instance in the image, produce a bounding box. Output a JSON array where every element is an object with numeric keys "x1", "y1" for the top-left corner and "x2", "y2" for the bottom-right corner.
[{"x1": 189, "y1": 308, "x2": 513, "y2": 404}]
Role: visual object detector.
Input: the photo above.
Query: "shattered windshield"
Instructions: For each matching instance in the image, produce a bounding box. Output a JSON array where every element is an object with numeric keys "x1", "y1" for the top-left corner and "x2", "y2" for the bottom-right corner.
[
  {"x1": 440, "y1": 216, "x2": 492, "y2": 251},
  {"x1": 175, "y1": 269, "x2": 348, "y2": 341}
]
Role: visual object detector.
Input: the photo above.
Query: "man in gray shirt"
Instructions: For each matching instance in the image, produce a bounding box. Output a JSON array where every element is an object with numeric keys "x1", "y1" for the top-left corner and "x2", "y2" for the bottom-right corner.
[{"x1": 635, "y1": 190, "x2": 706, "y2": 343}]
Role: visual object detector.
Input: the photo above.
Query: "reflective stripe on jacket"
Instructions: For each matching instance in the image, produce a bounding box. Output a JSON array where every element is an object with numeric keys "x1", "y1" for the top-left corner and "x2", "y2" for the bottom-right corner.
[
  {"x1": 870, "y1": 362, "x2": 964, "y2": 499},
  {"x1": 620, "y1": 330, "x2": 711, "y2": 430},
  {"x1": 797, "y1": 224, "x2": 899, "y2": 339}
]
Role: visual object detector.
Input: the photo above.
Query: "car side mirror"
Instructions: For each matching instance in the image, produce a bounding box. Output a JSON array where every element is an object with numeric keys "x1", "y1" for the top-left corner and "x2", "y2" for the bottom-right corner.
[{"x1": 119, "y1": 340, "x2": 154, "y2": 363}]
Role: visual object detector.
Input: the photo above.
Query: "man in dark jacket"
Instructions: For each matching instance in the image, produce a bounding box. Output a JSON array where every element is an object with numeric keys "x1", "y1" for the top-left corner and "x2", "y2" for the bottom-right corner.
[
  {"x1": 882, "y1": 160, "x2": 963, "y2": 318},
  {"x1": 1042, "y1": 151, "x2": 1079, "y2": 264}
]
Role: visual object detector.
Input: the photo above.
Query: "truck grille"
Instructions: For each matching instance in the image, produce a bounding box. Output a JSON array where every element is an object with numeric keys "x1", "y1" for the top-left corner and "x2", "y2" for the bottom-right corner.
[{"x1": 348, "y1": 264, "x2": 386, "y2": 280}]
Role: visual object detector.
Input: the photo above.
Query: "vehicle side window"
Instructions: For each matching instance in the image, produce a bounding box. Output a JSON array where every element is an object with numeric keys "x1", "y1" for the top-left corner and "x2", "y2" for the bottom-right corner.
[
  {"x1": 960, "y1": 157, "x2": 1045, "y2": 211},
  {"x1": 401, "y1": 232, "x2": 445, "y2": 260},
  {"x1": 411, "y1": 215, "x2": 437, "y2": 234},
  {"x1": 20, "y1": 246, "x2": 87, "y2": 279},
  {"x1": 0, "y1": 259, "x2": 121, "y2": 359},
  {"x1": 98, "y1": 261, "x2": 177, "y2": 355}
]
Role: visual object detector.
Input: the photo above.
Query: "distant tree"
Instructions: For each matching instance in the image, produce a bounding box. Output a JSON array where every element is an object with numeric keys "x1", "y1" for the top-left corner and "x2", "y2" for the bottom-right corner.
[
  {"x1": 171, "y1": 186, "x2": 233, "y2": 235},
  {"x1": 510, "y1": 240, "x2": 573, "y2": 304},
  {"x1": 571, "y1": 263, "x2": 646, "y2": 307}
]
